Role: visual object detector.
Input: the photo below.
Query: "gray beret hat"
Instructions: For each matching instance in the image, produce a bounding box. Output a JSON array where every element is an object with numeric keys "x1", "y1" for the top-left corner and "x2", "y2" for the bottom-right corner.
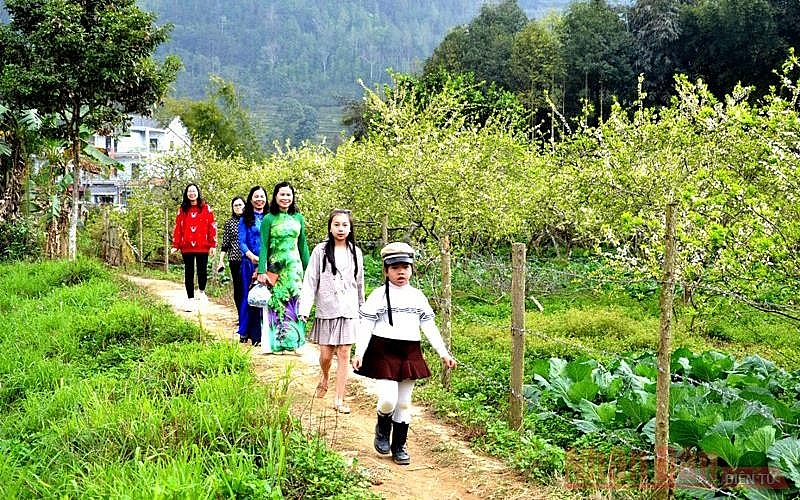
[{"x1": 380, "y1": 241, "x2": 415, "y2": 265}]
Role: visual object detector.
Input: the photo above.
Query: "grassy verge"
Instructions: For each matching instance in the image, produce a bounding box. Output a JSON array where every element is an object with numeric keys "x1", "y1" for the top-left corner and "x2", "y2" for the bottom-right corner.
[{"x1": 0, "y1": 259, "x2": 374, "y2": 499}]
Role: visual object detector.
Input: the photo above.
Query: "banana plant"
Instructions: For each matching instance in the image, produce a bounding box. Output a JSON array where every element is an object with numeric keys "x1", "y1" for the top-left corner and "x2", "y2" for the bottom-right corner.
[{"x1": 0, "y1": 103, "x2": 43, "y2": 221}]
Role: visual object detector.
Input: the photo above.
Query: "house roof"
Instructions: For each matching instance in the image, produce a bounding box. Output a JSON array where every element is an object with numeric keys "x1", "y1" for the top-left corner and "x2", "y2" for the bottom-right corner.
[{"x1": 130, "y1": 115, "x2": 161, "y2": 128}]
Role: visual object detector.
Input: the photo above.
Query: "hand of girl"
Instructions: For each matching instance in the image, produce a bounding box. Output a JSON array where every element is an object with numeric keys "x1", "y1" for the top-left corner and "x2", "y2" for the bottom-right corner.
[
  {"x1": 442, "y1": 355, "x2": 457, "y2": 369},
  {"x1": 298, "y1": 315, "x2": 308, "y2": 322},
  {"x1": 249, "y1": 254, "x2": 259, "y2": 264},
  {"x1": 351, "y1": 356, "x2": 362, "y2": 370}
]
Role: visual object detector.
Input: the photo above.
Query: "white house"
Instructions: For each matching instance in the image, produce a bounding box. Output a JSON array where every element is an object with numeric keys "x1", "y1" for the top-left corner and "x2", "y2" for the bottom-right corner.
[{"x1": 83, "y1": 115, "x2": 190, "y2": 206}]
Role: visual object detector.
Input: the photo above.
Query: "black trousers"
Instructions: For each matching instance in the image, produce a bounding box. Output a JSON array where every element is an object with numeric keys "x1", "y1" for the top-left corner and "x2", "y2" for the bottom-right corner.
[
  {"x1": 229, "y1": 260, "x2": 244, "y2": 320},
  {"x1": 181, "y1": 252, "x2": 209, "y2": 298}
]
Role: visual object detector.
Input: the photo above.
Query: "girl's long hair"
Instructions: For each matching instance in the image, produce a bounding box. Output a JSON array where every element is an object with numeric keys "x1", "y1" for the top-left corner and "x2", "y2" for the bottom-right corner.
[
  {"x1": 243, "y1": 186, "x2": 266, "y2": 227},
  {"x1": 322, "y1": 209, "x2": 358, "y2": 280},
  {"x1": 180, "y1": 183, "x2": 205, "y2": 212},
  {"x1": 268, "y1": 181, "x2": 298, "y2": 215}
]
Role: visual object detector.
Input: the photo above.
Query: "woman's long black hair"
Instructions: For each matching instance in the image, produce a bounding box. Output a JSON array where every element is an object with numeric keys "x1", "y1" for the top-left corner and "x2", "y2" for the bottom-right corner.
[
  {"x1": 322, "y1": 209, "x2": 358, "y2": 280},
  {"x1": 268, "y1": 181, "x2": 298, "y2": 215},
  {"x1": 230, "y1": 196, "x2": 245, "y2": 218},
  {"x1": 180, "y1": 183, "x2": 205, "y2": 212},
  {"x1": 242, "y1": 186, "x2": 266, "y2": 227}
]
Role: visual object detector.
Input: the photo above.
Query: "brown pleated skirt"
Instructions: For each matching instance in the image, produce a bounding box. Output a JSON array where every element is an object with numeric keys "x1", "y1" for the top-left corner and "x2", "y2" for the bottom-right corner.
[{"x1": 355, "y1": 336, "x2": 431, "y2": 381}]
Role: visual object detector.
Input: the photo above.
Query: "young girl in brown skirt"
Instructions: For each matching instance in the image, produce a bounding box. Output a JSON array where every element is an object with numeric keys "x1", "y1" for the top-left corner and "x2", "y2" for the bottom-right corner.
[{"x1": 351, "y1": 242, "x2": 457, "y2": 465}]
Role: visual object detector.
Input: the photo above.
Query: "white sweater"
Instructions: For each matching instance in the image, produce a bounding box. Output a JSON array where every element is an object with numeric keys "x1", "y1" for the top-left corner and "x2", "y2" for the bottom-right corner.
[
  {"x1": 298, "y1": 242, "x2": 364, "y2": 319},
  {"x1": 356, "y1": 281, "x2": 450, "y2": 359}
]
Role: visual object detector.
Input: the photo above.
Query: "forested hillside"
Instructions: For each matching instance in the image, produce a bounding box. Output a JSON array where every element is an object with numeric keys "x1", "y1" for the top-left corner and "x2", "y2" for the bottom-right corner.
[{"x1": 134, "y1": 0, "x2": 571, "y2": 145}]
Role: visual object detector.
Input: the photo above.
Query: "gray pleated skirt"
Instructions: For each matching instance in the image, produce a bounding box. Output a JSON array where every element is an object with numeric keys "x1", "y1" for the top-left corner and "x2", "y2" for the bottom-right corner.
[{"x1": 307, "y1": 317, "x2": 356, "y2": 346}]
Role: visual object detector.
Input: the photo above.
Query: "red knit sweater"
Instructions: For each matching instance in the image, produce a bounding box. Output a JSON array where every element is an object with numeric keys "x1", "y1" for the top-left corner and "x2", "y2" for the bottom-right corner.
[{"x1": 171, "y1": 203, "x2": 218, "y2": 254}]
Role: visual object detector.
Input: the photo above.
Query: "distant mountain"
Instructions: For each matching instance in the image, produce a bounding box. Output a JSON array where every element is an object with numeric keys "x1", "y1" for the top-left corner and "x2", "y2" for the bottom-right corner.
[{"x1": 137, "y1": 0, "x2": 572, "y2": 145}]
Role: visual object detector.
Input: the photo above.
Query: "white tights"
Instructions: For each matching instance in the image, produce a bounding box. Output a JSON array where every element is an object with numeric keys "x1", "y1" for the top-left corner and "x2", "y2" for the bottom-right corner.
[{"x1": 375, "y1": 379, "x2": 415, "y2": 424}]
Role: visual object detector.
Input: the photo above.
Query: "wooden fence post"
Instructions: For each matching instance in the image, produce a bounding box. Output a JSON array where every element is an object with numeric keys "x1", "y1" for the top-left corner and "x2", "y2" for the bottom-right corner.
[
  {"x1": 164, "y1": 206, "x2": 170, "y2": 273},
  {"x1": 655, "y1": 202, "x2": 677, "y2": 497},
  {"x1": 102, "y1": 208, "x2": 110, "y2": 263},
  {"x1": 138, "y1": 208, "x2": 144, "y2": 264},
  {"x1": 440, "y1": 234, "x2": 452, "y2": 390},
  {"x1": 509, "y1": 242, "x2": 526, "y2": 431}
]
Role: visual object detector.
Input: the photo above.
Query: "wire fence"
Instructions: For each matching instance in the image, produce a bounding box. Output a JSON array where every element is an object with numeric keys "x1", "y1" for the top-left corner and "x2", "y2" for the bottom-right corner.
[{"x1": 427, "y1": 254, "x2": 800, "y2": 497}]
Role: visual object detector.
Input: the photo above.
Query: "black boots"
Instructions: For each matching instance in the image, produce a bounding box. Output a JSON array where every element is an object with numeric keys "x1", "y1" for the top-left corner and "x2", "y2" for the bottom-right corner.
[
  {"x1": 374, "y1": 412, "x2": 392, "y2": 455},
  {"x1": 390, "y1": 421, "x2": 410, "y2": 465},
  {"x1": 374, "y1": 413, "x2": 411, "y2": 465}
]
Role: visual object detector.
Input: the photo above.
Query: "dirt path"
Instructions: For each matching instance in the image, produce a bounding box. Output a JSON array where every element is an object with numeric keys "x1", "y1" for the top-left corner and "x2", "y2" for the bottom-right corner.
[{"x1": 127, "y1": 276, "x2": 552, "y2": 500}]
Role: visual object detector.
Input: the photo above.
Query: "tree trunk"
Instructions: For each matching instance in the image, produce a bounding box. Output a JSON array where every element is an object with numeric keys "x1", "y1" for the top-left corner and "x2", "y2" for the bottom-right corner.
[
  {"x1": 68, "y1": 122, "x2": 81, "y2": 260},
  {"x1": 509, "y1": 243, "x2": 526, "y2": 431},
  {"x1": 655, "y1": 202, "x2": 677, "y2": 498},
  {"x1": 439, "y1": 234, "x2": 452, "y2": 390},
  {"x1": 45, "y1": 202, "x2": 70, "y2": 258},
  {"x1": 45, "y1": 216, "x2": 60, "y2": 259},
  {"x1": 381, "y1": 213, "x2": 389, "y2": 247},
  {"x1": 0, "y1": 134, "x2": 29, "y2": 222}
]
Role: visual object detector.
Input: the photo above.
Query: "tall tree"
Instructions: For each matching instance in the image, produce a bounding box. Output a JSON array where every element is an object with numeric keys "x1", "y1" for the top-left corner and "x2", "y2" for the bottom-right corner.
[
  {"x1": 677, "y1": 0, "x2": 781, "y2": 98},
  {"x1": 628, "y1": 0, "x2": 682, "y2": 106},
  {"x1": 509, "y1": 16, "x2": 566, "y2": 134},
  {"x1": 559, "y1": 0, "x2": 635, "y2": 121},
  {"x1": 163, "y1": 75, "x2": 263, "y2": 159},
  {"x1": 0, "y1": 0, "x2": 180, "y2": 259},
  {"x1": 769, "y1": 0, "x2": 800, "y2": 51},
  {"x1": 424, "y1": 0, "x2": 528, "y2": 90}
]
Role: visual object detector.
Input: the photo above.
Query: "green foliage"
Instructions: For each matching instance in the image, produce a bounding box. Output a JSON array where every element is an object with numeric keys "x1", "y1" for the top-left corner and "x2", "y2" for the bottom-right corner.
[
  {"x1": 558, "y1": 0, "x2": 636, "y2": 120},
  {"x1": 0, "y1": 0, "x2": 181, "y2": 128},
  {"x1": 163, "y1": 75, "x2": 264, "y2": 160},
  {"x1": 284, "y1": 433, "x2": 376, "y2": 499},
  {"x1": 768, "y1": 438, "x2": 800, "y2": 487},
  {"x1": 474, "y1": 420, "x2": 565, "y2": 481},
  {"x1": 528, "y1": 307, "x2": 659, "y2": 359},
  {"x1": 338, "y1": 72, "x2": 532, "y2": 257},
  {"x1": 509, "y1": 16, "x2": 565, "y2": 125},
  {"x1": 0, "y1": 216, "x2": 40, "y2": 262},
  {"x1": 1, "y1": 0, "x2": 181, "y2": 259},
  {"x1": 677, "y1": 0, "x2": 782, "y2": 99},
  {"x1": 425, "y1": 0, "x2": 529, "y2": 91},
  {"x1": 527, "y1": 348, "x2": 800, "y2": 491},
  {"x1": 386, "y1": 70, "x2": 529, "y2": 134},
  {"x1": 0, "y1": 104, "x2": 46, "y2": 221}
]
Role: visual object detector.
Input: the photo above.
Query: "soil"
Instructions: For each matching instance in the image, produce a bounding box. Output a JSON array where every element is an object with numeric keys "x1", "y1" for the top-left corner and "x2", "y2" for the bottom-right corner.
[{"x1": 126, "y1": 276, "x2": 557, "y2": 500}]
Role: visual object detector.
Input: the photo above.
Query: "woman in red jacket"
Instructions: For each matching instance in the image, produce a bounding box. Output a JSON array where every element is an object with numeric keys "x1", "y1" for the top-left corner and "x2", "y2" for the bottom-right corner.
[{"x1": 171, "y1": 183, "x2": 217, "y2": 312}]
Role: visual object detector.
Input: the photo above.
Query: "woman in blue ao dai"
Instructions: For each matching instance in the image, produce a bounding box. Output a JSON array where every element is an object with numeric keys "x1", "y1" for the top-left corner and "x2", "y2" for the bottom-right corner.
[{"x1": 237, "y1": 185, "x2": 268, "y2": 346}]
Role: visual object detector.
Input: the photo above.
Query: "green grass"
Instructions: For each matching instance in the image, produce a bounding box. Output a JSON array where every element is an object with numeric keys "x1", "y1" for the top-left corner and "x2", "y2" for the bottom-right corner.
[{"x1": 0, "y1": 258, "x2": 374, "y2": 499}]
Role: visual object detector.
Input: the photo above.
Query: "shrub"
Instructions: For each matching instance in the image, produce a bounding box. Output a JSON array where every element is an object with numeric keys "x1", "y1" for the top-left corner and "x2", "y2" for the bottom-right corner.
[{"x1": 0, "y1": 217, "x2": 41, "y2": 262}]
